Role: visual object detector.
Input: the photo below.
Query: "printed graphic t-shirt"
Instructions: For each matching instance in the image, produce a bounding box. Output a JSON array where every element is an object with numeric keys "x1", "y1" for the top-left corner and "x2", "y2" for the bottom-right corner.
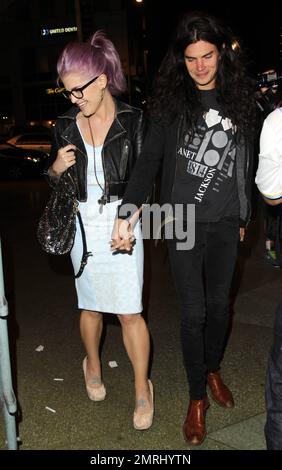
[{"x1": 172, "y1": 89, "x2": 239, "y2": 222}]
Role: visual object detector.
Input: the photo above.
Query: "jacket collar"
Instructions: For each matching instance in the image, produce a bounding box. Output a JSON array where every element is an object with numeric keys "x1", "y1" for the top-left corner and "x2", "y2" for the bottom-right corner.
[
  {"x1": 57, "y1": 99, "x2": 134, "y2": 148},
  {"x1": 58, "y1": 98, "x2": 134, "y2": 121}
]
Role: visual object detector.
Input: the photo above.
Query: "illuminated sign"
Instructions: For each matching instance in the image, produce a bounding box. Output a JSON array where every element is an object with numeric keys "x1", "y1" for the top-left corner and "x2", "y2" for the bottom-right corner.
[
  {"x1": 41, "y1": 26, "x2": 77, "y2": 36},
  {"x1": 46, "y1": 87, "x2": 64, "y2": 95}
]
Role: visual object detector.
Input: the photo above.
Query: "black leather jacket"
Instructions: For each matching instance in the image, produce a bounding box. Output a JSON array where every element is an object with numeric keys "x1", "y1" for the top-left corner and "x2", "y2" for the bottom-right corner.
[{"x1": 46, "y1": 99, "x2": 143, "y2": 202}]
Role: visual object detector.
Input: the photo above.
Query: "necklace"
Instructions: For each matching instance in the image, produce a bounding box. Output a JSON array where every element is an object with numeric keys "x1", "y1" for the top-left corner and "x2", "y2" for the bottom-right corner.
[{"x1": 87, "y1": 118, "x2": 106, "y2": 210}]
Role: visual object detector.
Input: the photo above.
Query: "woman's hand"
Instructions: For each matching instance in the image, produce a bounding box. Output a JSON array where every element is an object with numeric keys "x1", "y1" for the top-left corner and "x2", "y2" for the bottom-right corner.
[
  {"x1": 51, "y1": 144, "x2": 76, "y2": 177},
  {"x1": 110, "y1": 208, "x2": 141, "y2": 252}
]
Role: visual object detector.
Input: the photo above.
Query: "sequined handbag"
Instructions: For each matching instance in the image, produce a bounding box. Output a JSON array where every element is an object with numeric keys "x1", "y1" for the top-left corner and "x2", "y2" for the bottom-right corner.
[{"x1": 37, "y1": 171, "x2": 92, "y2": 278}]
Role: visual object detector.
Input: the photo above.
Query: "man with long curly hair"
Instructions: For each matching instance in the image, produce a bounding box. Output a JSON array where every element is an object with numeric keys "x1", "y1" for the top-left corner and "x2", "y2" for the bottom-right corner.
[{"x1": 112, "y1": 11, "x2": 257, "y2": 445}]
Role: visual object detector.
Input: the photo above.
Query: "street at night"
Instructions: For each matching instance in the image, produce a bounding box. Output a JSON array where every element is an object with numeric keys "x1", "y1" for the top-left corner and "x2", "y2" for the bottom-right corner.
[
  {"x1": 0, "y1": 0, "x2": 282, "y2": 458},
  {"x1": 0, "y1": 178, "x2": 281, "y2": 450}
]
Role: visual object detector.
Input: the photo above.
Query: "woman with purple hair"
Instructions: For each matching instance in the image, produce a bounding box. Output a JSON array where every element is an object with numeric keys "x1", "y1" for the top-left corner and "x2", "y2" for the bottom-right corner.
[{"x1": 45, "y1": 31, "x2": 153, "y2": 430}]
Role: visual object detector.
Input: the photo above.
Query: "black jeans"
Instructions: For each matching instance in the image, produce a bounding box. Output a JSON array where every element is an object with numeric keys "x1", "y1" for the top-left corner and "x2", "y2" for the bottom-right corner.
[
  {"x1": 265, "y1": 301, "x2": 282, "y2": 450},
  {"x1": 167, "y1": 217, "x2": 239, "y2": 400}
]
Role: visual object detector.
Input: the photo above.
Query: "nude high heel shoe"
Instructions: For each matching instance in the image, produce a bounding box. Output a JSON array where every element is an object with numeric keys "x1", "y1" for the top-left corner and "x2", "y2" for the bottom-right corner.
[
  {"x1": 133, "y1": 379, "x2": 154, "y2": 430},
  {"x1": 82, "y1": 356, "x2": 106, "y2": 402}
]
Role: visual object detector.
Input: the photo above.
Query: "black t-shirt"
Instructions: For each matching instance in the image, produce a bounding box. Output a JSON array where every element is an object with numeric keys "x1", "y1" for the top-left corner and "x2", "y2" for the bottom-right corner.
[{"x1": 172, "y1": 89, "x2": 239, "y2": 222}]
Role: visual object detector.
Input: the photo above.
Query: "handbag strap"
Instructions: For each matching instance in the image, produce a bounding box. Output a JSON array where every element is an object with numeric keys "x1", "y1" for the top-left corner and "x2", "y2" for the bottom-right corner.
[{"x1": 74, "y1": 210, "x2": 93, "y2": 279}]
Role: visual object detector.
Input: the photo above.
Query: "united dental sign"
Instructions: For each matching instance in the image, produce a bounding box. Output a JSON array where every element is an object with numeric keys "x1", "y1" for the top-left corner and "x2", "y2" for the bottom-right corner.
[{"x1": 41, "y1": 26, "x2": 77, "y2": 36}]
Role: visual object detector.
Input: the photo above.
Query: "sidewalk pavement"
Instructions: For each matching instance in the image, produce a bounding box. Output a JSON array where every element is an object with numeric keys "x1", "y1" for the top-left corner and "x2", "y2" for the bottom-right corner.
[{"x1": 0, "y1": 180, "x2": 281, "y2": 450}]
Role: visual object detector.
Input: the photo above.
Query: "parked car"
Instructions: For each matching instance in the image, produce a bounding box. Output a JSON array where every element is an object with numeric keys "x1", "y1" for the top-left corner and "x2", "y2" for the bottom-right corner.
[
  {"x1": 7, "y1": 132, "x2": 52, "y2": 154},
  {"x1": 0, "y1": 140, "x2": 48, "y2": 180}
]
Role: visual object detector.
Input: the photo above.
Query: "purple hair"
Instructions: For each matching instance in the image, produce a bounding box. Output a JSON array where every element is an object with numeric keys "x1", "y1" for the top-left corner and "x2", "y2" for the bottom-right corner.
[{"x1": 57, "y1": 30, "x2": 127, "y2": 96}]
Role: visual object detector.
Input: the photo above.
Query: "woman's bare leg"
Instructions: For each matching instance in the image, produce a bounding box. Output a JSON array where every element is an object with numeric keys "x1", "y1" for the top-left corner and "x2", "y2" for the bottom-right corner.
[
  {"x1": 80, "y1": 309, "x2": 103, "y2": 386},
  {"x1": 118, "y1": 314, "x2": 153, "y2": 416}
]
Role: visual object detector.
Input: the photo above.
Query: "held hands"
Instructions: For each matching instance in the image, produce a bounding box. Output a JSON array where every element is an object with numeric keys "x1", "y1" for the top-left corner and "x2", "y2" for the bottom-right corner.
[
  {"x1": 240, "y1": 227, "x2": 245, "y2": 242},
  {"x1": 110, "y1": 218, "x2": 135, "y2": 252},
  {"x1": 51, "y1": 144, "x2": 76, "y2": 176}
]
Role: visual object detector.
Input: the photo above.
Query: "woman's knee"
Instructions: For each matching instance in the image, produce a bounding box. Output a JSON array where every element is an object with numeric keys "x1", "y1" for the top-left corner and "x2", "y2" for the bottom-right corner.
[
  {"x1": 81, "y1": 310, "x2": 103, "y2": 322},
  {"x1": 118, "y1": 313, "x2": 142, "y2": 327}
]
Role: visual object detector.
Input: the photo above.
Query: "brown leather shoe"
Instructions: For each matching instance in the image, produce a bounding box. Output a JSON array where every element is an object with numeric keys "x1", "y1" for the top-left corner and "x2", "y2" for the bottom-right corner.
[
  {"x1": 182, "y1": 397, "x2": 210, "y2": 446},
  {"x1": 207, "y1": 372, "x2": 234, "y2": 408}
]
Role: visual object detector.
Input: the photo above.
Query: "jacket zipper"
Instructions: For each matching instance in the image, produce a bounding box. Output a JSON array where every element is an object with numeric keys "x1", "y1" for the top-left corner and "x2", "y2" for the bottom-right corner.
[
  {"x1": 99, "y1": 128, "x2": 127, "y2": 200},
  {"x1": 61, "y1": 134, "x2": 88, "y2": 201},
  {"x1": 100, "y1": 146, "x2": 107, "y2": 200},
  {"x1": 104, "y1": 131, "x2": 125, "y2": 148}
]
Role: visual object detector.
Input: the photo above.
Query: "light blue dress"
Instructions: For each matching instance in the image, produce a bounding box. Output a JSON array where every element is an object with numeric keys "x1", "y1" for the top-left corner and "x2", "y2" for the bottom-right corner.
[{"x1": 70, "y1": 135, "x2": 143, "y2": 314}]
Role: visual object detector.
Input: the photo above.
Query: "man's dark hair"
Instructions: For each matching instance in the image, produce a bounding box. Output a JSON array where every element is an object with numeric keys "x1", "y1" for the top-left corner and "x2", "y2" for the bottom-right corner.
[{"x1": 148, "y1": 11, "x2": 256, "y2": 139}]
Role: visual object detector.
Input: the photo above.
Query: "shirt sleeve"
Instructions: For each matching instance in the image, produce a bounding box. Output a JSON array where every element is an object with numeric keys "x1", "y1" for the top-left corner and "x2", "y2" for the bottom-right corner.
[
  {"x1": 255, "y1": 111, "x2": 282, "y2": 199},
  {"x1": 117, "y1": 121, "x2": 165, "y2": 218}
]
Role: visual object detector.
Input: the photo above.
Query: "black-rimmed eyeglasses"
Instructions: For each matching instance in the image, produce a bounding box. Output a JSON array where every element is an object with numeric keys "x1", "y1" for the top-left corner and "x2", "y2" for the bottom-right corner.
[{"x1": 61, "y1": 76, "x2": 99, "y2": 100}]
